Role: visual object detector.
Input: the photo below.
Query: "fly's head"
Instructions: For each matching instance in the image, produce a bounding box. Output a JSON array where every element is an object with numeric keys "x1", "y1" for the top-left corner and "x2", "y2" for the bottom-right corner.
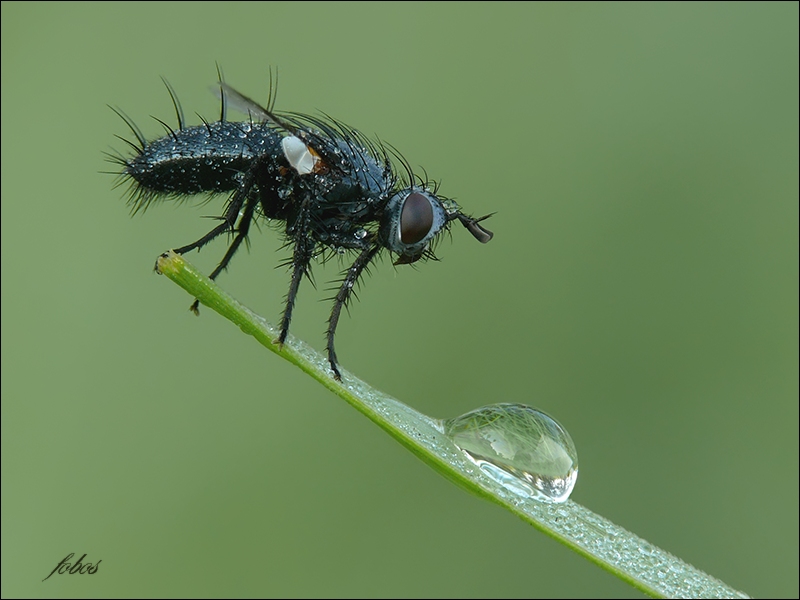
[{"x1": 379, "y1": 188, "x2": 494, "y2": 265}]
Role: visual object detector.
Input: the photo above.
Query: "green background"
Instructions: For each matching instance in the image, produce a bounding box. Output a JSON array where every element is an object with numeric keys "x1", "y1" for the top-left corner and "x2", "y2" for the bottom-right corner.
[{"x1": 2, "y1": 2, "x2": 797, "y2": 597}]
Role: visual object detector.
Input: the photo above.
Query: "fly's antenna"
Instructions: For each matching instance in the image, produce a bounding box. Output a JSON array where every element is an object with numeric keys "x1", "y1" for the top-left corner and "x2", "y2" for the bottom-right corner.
[{"x1": 456, "y1": 212, "x2": 495, "y2": 243}]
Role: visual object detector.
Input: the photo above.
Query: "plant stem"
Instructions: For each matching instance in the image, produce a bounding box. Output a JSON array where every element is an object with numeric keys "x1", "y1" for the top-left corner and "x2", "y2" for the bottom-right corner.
[{"x1": 156, "y1": 251, "x2": 749, "y2": 599}]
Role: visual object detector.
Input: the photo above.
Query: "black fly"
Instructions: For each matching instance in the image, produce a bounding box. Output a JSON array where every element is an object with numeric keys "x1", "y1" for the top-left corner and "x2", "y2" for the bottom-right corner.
[{"x1": 109, "y1": 71, "x2": 493, "y2": 380}]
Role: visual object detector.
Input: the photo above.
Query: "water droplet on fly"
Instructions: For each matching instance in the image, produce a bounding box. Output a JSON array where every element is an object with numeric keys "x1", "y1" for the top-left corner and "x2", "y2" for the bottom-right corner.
[{"x1": 443, "y1": 403, "x2": 578, "y2": 503}]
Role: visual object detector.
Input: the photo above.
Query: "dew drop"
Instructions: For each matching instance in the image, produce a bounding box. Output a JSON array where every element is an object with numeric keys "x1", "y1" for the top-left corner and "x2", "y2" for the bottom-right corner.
[{"x1": 443, "y1": 403, "x2": 578, "y2": 503}]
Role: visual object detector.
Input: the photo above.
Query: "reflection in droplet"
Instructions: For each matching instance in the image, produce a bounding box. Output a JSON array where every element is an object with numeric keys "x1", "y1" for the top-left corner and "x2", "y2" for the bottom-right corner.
[{"x1": 443, "y1": 403, "x2": 578, "y2": 503}]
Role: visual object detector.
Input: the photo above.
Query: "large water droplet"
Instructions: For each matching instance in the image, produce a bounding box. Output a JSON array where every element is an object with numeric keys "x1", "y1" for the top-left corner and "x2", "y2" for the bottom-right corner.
[{"x1": 443, "y1": 403, "x2": 578, "y2": 503}]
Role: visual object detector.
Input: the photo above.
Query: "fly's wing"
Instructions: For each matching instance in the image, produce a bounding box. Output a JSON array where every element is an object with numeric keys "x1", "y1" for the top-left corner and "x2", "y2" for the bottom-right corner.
[
  {"x1": 214, "y1": 81, "x2": 339, "y2": 173},
  {"x1": 213, "y1": 82, "x2": 299, "y2": 134}
]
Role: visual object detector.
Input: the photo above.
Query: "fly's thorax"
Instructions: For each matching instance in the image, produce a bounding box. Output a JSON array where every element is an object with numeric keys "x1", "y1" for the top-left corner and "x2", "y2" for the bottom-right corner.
[{"x1": 279, "y1": 133, "x2": 391, "y2": 221}]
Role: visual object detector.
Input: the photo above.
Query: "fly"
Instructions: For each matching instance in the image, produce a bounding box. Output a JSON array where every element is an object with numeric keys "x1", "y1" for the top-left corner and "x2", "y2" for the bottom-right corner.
[{"x1": 109, "y1": 70, "x2": 493, "y2": 380}]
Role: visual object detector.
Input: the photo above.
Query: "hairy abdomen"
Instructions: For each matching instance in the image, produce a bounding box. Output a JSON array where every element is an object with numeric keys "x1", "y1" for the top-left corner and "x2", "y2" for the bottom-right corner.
[{"x1": 125, "y1": 121, "x2": 281, "y2": 197}]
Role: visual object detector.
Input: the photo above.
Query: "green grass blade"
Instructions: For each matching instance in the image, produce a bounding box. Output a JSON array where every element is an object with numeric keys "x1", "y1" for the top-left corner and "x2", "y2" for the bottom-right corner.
[{"x1": 156, "y1": 251, "x2": 749, "y2": 599}]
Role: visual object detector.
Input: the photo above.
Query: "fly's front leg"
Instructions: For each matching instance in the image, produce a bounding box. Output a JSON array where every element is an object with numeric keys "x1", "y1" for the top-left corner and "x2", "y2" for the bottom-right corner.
[{"x1": 326, "y1": 244, "x2": 381, "y2": 380}]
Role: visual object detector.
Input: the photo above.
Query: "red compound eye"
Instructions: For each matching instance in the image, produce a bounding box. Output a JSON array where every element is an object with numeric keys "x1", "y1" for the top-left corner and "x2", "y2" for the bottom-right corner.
[{"x1": 399, "y1": 192, "x2": 434, "y2": 244}]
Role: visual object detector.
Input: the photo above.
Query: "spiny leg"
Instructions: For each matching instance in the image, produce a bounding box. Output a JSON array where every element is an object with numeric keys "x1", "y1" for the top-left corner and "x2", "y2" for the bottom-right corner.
[
  {"x1": 207, "y1": 197, "x2": 258, "y2": 281},
  {"x1": 278, "y1": 233, "x2": 316, "y2": 346},
  {"x1": 189, "y1": 192, "x2": 260, "y2": 314},
  {"x1": 326, "y1": 245, "x2": 381, "y2": 380},
  {"x1": 173, "y1": 193, "x2": 245, "y2": 256},
  {"x1": 172, "y1": 159, "x2": 263, "y2": 257},
  {"x1": 170, "y1": 166, "x2": 261, "y2": 313}
]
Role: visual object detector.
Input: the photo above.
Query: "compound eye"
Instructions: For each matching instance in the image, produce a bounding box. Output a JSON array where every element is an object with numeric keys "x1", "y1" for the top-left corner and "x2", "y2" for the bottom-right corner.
[
  {"x1": 400, "y1": 192, "x2": 434, "y2": 244},
  {"x1": 380, "y1": 189, "x2": 446, "y2": 259}
]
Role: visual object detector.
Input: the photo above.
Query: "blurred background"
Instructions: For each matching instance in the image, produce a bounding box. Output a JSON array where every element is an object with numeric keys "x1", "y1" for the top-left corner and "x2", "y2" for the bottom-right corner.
[{"x1": 2, "y1": 2, "x2": 797, "y2": 598}]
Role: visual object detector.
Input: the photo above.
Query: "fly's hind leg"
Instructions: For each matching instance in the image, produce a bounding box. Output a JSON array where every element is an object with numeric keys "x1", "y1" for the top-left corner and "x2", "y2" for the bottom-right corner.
[
  {"x1": 172, "y1": 191, "x2": 245, "y2": 257},
  {"x1": 167, "y1": 166, "x2": 261, "y2": 314},
  {"x1": 187, "y1": 191, "x2": 260, "y2": 314}
]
